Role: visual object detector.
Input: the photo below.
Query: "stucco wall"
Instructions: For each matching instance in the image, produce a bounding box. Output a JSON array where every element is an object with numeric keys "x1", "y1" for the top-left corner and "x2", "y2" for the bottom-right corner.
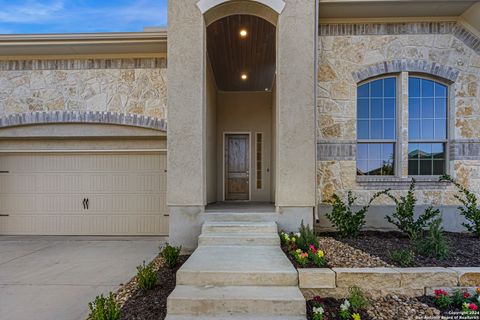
[
  {"x1": 317, "y1": 22, "x2": 480, "y2": 210},
  {"x1": 0, "y1": 58, "x2": 167, "y2": 121}
]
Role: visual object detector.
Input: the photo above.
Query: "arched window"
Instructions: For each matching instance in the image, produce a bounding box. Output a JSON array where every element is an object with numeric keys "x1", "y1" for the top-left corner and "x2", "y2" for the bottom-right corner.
[
  {"x1": 408, "y1": 77, "x2": 447, "y2": 175},
  {"x1": 357, "y1": 77, "x2": 396, "y2": 176}
]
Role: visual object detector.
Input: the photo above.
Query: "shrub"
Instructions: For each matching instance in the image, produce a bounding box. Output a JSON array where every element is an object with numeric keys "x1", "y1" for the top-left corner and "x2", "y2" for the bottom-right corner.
[
  {"x1": 440, "y1": 174, "x2": 480, "y2": 238},
  {"x1": 415, "y1": 218, "x2": 449, "y2": 260},
  {"x1": 326, "y1": 190, "x2": 385, "y2": 237},
  {"x1": 160, "y1": 243, "x2": 182, "y2": 269},
  {"x1": 88, "y1": 292, "x2": 121, "y2": 320},
  {"x1": 348, "y1": 286, "x2": 369, "y2": 312},
  {"x1": 296, "y1": 220, "x2": 319, "y2": 252},
  {"x1": 384, "y1": 179, "x2": 440, "y2": 240},
  {"x1": 136, "y1": 261, "x2": 157, "y2": 291},
  {"x1": 389, "y1": 249, "x2": 415, "y2": 267}
]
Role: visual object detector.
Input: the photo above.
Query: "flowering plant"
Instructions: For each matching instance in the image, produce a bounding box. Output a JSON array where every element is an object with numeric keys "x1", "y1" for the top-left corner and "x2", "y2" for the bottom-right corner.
[
  {"x1": 308, "y1": 244, "x2": 327, "y2": 267},
  {"x1": 293, "y1": 249, "x2": 309, "y2": 266},
  {"x1": 281, "y1": 231, "x2": 328, "y2": 267},
  {"x1": 312, "y1": 306, "x2": 325, "y2": 320},
  {"x1": 339, "y1": 299, "x2": 351, "y2": 320},
  {"x1": 352, "y1": 313, "x2": 361, "y2": 320},
  {"x1": 434, "y1": 289, "x2": 452, "y2": 310}
]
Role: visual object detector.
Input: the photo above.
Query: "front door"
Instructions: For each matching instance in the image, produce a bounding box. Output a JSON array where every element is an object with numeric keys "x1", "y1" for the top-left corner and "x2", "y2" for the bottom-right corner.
[{"x1": 225, "y1": 134, "x2": 250, "y2": 201}]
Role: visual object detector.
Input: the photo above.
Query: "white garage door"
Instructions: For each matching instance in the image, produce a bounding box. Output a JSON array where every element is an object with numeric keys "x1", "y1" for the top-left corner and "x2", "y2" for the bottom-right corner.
[{"x1": 0, "y1": 151, "x2": 168, "y2": 235}]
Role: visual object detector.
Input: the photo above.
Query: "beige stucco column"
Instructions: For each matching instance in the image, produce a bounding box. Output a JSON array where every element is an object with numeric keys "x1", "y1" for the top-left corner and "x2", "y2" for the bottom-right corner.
[{"x1": 275, "y1": 0, "x2": 317, "y2": 227}]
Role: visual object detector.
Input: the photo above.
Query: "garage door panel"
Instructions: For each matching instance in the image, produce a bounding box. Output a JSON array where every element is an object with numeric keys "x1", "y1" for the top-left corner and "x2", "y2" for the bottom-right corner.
[{"x1": 0, "y1": 151, "x2": 168, "y2": 235}]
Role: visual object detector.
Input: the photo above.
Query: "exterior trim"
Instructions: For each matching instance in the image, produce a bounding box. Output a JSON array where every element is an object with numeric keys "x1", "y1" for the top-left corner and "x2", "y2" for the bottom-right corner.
[
  {"x1": 317, "y1": 141, "x2": 356, "y2": 161},
  {"x1": 450, "y1": 141, "x2": 480, "y2": 160},
  {"x1": 0, "y1": 111, "x2": 167, "y2": 132},
  {"x1": 352, "y1": 59, "x2": 460, "y2": 83},
  {"x1": 0, "y1": 58, "x2": 166, "y2": 71},
  {"x1": 197, "y1": 0, "x2": 285, "y2": 14}
]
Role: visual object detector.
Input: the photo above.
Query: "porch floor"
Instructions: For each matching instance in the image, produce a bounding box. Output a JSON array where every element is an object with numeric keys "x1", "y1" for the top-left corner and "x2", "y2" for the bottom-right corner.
[{"x1": 205, "y1": 202, "x2": 275, "y2": 213}]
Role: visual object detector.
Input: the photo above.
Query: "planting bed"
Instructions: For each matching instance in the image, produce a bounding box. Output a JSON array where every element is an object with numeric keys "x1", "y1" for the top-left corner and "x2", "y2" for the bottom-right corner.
[
  {"x1": 307, "y1": 297, "x2": 370, "y2": 320},
  {"x1": 328, "y1": 231, "x2": 480, "y2": 267},
  {"x1": 118, "y1": 255, "x2": 189, "y2": 320}
]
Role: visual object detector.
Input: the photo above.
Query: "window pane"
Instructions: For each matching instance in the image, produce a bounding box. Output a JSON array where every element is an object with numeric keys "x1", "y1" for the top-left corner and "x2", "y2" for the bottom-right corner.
[
  {"x1": 369, "y1": 160, "x2": 383, "y2": 175},
  {"x1": 371, "y1": 98, "x2": 383, "y2": 118},
  {"x1": 421, "y1": 119, "x2": 434, "y2": 140},
  {"x1": 369, "y1": 144, "x2": 382, "y2": 159},
  {"x1": 358, "y1": 120, "x2": 369, "y2": 139},
  {"x1": 384, "y1": 98, "x2": 396, "y2": 118},
  {"x1": 371, "y1": 120, "x2": 383, "y2": 139},
  {"x1": 384, "y1": 119, "x2": 395, "y2": 139},
  {"x1": 435, "y1": 119, "x2": 446, "y2": 140},
  {"x1": 408, "y1": 144, "x2": 419, "y2": 159},
  {"x1": 357, "y1": 144, "x2": 368, "y2": 160},
  {"x1": 432, "y1": 143, "x2": 445, "y2": 159},
  {"x1": 371, "y1": 80, "x2": 383, "y2": 97},
  {"x1": 422, "y1": 79, "x2": 435, "y2": 97},
  {"x1": 409, "y1": 120, "x2": 420, "y2": 140},
  {"x1": 409, "y1": 77, "x2": 421, "y2": 97},
  {"x1": 356, "y1": 143, "x2": 394, "y2": 175},
  {"x1": 435, "y1": 98, "x2": 447, "y2": 118},
  {"x1": 384, "y1": 78, "x2": 396, "y2": 97},
  {"x1": 382, "y1": 143, "x2": 394, "y2": 161},
  {"x1": 358, "y1": 99, "x2": 369, "y2": 118},
  {"x1": 433, "y1": 160, "x2": 445, "y2": 175},
  {"x1": 382, "y1": 160, "x2": 394, "y2": 175},
  {"x1": 435, "y1": 82, "x2": 447, "y2": 97},
  {"x1": 408, "y1": 160, "x2": 419, "y2": 175},
  {"x1": 420, "y1": 160, "x2": 432, "y2": 175},
  {"x1": 421, "y1": 98, "x2": 435, "y2": 118},
  {"x1": 409, "y1": 98, "x2": 421, "y2": 118},
  {"x1": 357, "y1": 160, "x2": 368, "y2": 175},
  {"x1": 358, "y1": 83, "x2": 369, "y2": 98},
  {"x1": 419, "y1": 143, "x2": 432, "y2": 159}
]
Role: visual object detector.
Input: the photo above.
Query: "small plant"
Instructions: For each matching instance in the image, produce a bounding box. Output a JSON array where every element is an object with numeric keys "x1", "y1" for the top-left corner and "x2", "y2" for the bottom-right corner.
[
  {"x1": 389, "y1": 249, "x2": 415, "y2": 267},
  {"x1": 308, "y1": 244, "x2": 327, "y2": 267},
  {"x1": 415, "y1": 218, "x2": 449, "y2": 260},
  {"x1": 452, "y1": 289, "x2": 466, "y2": 307},
  {"x1": 384, "y1": 179, "x2": 440, "y2": 240},
  {"x1": 440, "y1": 174, "x2": 480, "y2": 238},
  {"x1": 434, "y1": 289, "x2": 452, "y2": 310},
  {"x1": 348, "y1": 286, "x2": 369, "y2": 312},
  {"x1": 312, "y1": 305, "x2": 325, "y2": 320},
  {"x1": 296, "y1": 220, "x2": 319, "y2": 251},
  {"x1": 160, "y1": 243, "x2": 182, "y2": 269},
  {"x1": 339, "y1": 299, "x2": 351, "y2": 320},
  {"x1": 136, "y1": 261, "x2": 157, "y2": 291},
  {"x1": 326, "y1": 190, "x2": 385, "y2": 238},
  {"x1": 88, "y1": 292, "x2": 121, "y2": 320},
  {"x1": 293, "y1": 249, "x2": 309, "y2": 266}
]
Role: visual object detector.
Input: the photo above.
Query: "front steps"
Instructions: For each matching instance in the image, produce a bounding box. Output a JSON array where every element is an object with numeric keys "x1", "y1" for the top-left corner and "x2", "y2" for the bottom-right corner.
[{"x1": 166, "y1": 215, "x2": 306, "y2": 319}]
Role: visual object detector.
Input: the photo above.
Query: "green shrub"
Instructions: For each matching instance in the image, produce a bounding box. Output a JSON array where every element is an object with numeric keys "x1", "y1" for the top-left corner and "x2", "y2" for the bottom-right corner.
[
  {"x1": 389, "y1": 249, "x2": 415, "y2": 267},
  {"x1": 415, "y1": 218, "x2": 449, "y2": 260},
  {"x1": 296, "y1": 220, "x2": 319, "y2": 251},
  {"x1": 136, "y1": 261, "x2": 157, "y2": 291},
  {"x1": 348, "y1": 286, "x2": 369, "y2": 312},
  {"x1": 160, "y1": 243, "x2": 182, "y2": 269},
  {"x1": 88, "y1": 292, "x2": 121, "y2": 320},
  {"x1": 440, "y1": 174, "x2": 480, "y2": 238},
  {"x1": 384, "y1": 179, "x2": 440, "y2": 240},
  {"x1": 326, "y1": 191, "x2": 385, "y2": 237}
]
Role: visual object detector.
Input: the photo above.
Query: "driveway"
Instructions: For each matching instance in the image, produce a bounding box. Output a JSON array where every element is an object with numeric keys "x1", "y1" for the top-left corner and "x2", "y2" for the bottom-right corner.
[{"x1": 0, "y1": 236, "x2": 166, "y2": 320}]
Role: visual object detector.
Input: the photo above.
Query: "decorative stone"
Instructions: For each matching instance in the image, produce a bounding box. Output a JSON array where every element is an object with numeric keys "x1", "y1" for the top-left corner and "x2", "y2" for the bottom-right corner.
[
  {"x1": 298, "y1": 269, "x2": 336, "y2": 289},
  {"x1": 448, "y1": 268, "x2": 480, "y2": 286},
  {"x1": 333, "y1": 268, "x2": 401, "y2": 289},
  {"x1": 395, "y1": 267, "x2": 458, "y2": 289}
]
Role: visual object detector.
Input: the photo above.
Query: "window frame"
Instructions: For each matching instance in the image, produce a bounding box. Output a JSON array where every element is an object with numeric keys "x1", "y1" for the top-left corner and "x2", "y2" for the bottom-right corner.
[
  {"x1": 407, "y1": 74, "x2": 450, "y2": 178},
  {"x1": 356, "y1": 74, "x2": 401, "y2": 177}
]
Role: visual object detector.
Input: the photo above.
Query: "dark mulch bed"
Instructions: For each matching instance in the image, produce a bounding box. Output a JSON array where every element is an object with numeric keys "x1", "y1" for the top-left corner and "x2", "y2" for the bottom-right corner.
[
  {"x1": 120, "y1": 255, "x2": 189, "y2": 320},
  {"x1": 307, "y1": 298, "x2": 370, "y2": 320},
  {"x1": 419, "y1": 296, "x2": 480, "y2": 320},
  {"x1": 325, "y1": 231, "x2": 480, "y2": 267},
  {"x1": 281, "y1": 244, "x2": 331, "y2": 268}
]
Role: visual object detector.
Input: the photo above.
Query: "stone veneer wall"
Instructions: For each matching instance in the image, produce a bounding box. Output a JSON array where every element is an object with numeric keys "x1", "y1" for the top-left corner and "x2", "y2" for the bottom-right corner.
[
  {"x1": 317, "y1": 22, "x2": 480, "y2": 214},
  {"x1": 0, "y1": 58, "x2": 167, "y2": 122}
]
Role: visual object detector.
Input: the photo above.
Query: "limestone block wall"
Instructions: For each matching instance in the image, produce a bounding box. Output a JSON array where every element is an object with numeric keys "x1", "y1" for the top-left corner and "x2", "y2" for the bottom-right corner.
[
  {"x1": 0, "y1": 58, "x2": 167, "y2": 122},
  {"x1": 317, "y1": 22, "x2": 480, "y2": 212}
]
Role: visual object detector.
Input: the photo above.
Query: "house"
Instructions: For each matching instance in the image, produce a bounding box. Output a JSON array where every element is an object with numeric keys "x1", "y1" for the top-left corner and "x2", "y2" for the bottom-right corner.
[{"x1": 0, "y1": 0, "x2": 479, "y2": 251}]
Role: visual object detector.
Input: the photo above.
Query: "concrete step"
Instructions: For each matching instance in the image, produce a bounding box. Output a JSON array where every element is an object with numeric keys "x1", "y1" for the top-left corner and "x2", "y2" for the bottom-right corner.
[
  {"x1": 201, "y1": 221, "x2": 278, "y2": 234},
  {"x1": 177, "y1": 246, "x2": 297, "y2": 286},
  {"x1": 167, "y1": 285, "x2": 306, "y2": 316},
  {"x1": 166, "y1": 315, "x2": 306, "y2": 320},
  {"x1": 198, "y1": 232, "x2": 280, "y2": 246},
  {"x1": 204, "y1": 212, "x2": 278, "y2": 222}
]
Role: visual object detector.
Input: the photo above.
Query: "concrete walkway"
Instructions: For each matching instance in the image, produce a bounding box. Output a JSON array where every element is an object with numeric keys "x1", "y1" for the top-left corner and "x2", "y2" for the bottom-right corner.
[
  {"x1": 166, "y1": 213, "x2": 306, "y2": 319},
  {"x1": 0, "y1": 236, "x2": 166, "y2": 320}
]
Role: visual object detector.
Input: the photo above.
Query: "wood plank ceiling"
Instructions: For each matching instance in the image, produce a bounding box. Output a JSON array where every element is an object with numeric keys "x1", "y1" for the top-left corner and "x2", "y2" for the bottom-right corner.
[{"x1": 207, "y1": 15, "x2": 276, "y2": 92}]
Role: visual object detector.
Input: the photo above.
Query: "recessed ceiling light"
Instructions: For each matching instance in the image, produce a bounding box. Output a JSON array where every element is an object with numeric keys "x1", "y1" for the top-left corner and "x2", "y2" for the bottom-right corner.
[
  {"x1": 241, "y1": 73, "x2": 248, "y2": 80},
  {"x1": 239, "y1": 29, "x2": 248, "y2": 37},
  {"x1": 265, "y1": 88, "x2": 269, "y2": 91}
]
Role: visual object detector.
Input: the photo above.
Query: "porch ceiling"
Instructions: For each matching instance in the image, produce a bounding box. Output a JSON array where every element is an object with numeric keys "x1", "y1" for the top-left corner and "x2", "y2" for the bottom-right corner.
[{"x1": 207, "y1": 15, "x2": 276, "y2": 92}]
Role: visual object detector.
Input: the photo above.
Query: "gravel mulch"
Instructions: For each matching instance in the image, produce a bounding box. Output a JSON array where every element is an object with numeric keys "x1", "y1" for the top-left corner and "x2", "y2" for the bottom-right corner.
[
  {"x1": 366, "y1": 295, "x2": 440, "y2": 320},
  {"x1": 118, "y1": 255, "x2": 189, "y2": 320},
  {"x1": 329, "y1": 231, "x2": 480, "y2": 267}
]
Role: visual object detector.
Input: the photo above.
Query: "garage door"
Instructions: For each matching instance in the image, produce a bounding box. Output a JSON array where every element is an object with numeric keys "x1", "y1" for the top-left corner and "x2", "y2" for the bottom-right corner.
[{"x1": 0, "y1": 151, "x2": 168, "y2": 235}]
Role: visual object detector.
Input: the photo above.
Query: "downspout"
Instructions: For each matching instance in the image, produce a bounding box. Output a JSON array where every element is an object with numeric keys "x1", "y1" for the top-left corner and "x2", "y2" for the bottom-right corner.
[{"x1": 314, "y1": 0, "x2": 320, "y2": 224}]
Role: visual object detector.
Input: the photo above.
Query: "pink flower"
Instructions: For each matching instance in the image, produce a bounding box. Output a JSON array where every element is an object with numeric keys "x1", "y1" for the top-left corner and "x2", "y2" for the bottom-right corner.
[
  {"x1": 468, "y1": 303, "x2": 478, "y2": 311},
  {"x1": 309, "y1": 244, "x2": 317, "y2": 254},
  {"x1": 464, "y1": 292, "x2": 471, "y2": 299},
  {"x1": 435, "y1": 289, "x2": 448, "y2": 297}
]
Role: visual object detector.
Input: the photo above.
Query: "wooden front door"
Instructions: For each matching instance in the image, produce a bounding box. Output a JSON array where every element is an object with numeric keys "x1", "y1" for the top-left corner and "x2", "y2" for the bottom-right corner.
[{"x1": 225, "y1": 134, "x2": 250, "y2": 200}]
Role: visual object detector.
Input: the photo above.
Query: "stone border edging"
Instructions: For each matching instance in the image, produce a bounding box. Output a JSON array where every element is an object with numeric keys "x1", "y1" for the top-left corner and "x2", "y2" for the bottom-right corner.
[
  {"x1": 0, "y1": 111, "x2": 167, "y2": 131},
  {"x1": 298, "y1": 267, "x2": 480, "y2": 299}
]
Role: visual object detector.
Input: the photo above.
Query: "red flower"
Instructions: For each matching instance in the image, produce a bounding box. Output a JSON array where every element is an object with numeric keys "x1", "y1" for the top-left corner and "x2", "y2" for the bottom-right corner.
[
  {"x1": 313, "y1": 296, "x2": 323, "y2": 303},
  {"x1": 468, "y1": 303, "x2": 478, "y2": 311},
  {"x1": 309, "y1": 244, "x2": 317, "y2": 254},
  {"x1": 464, "y1": 292, "x2": 471, "y2": 299},
  {"x1": 435, "y1": 289, "x2": 448, "y2": 297}
]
